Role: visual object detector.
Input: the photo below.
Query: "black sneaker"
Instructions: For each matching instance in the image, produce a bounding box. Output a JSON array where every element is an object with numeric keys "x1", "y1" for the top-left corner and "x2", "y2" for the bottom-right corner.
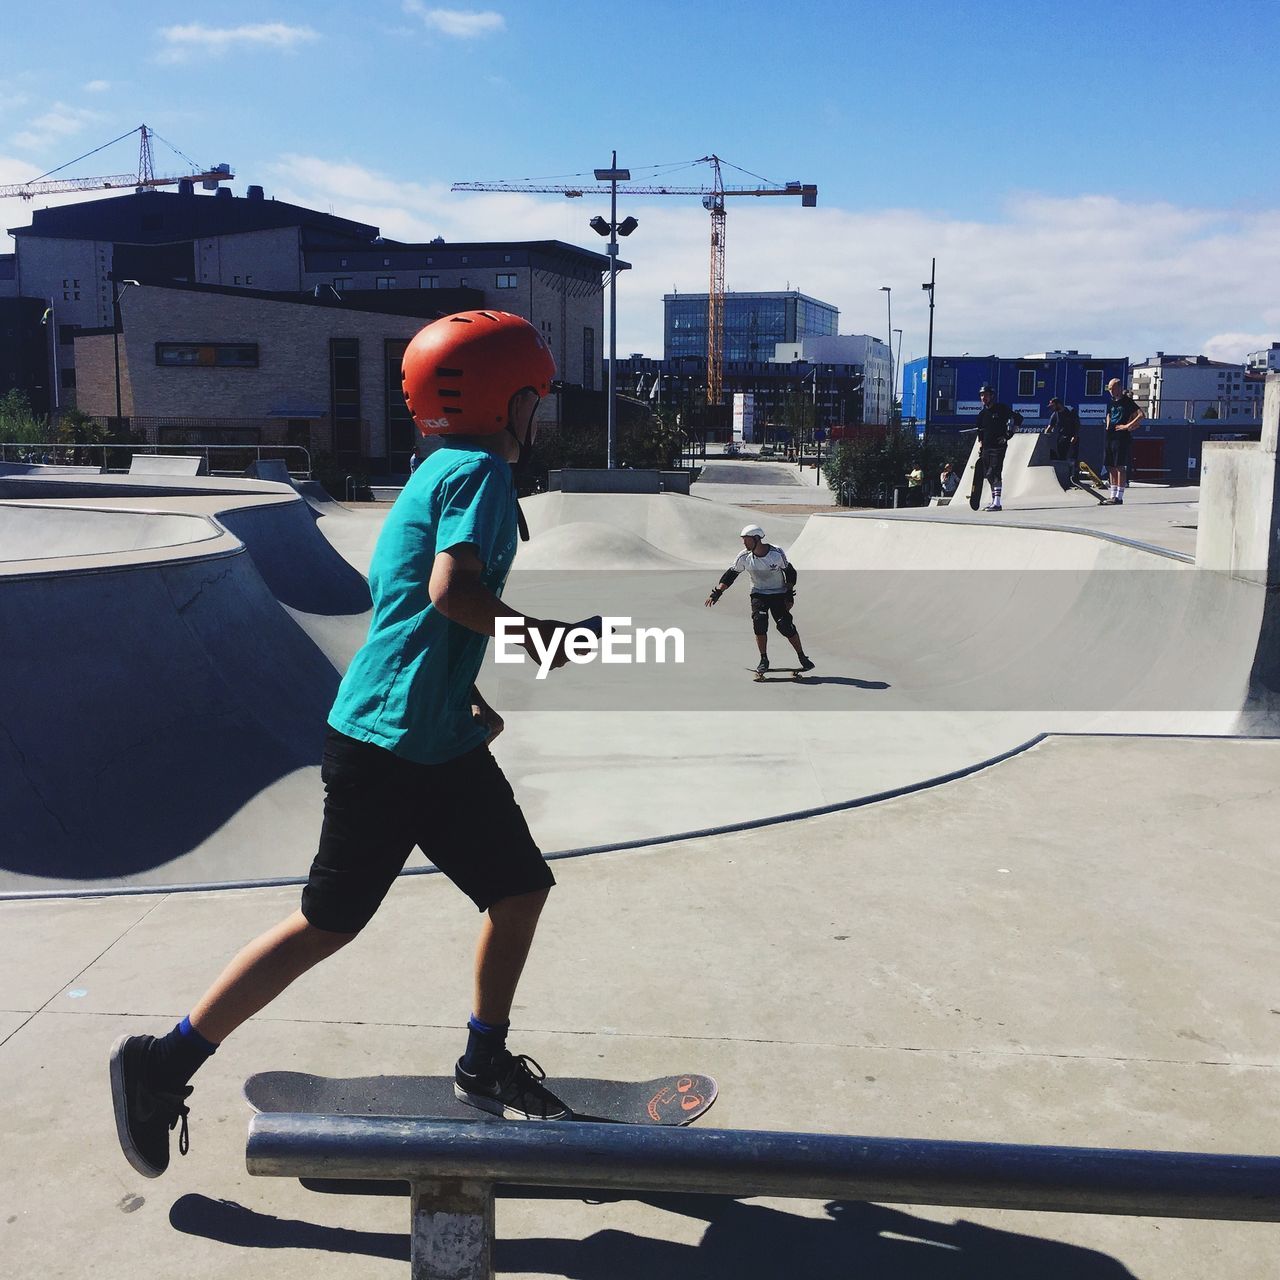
[
  {"x1": 798, "y1": 655, "x2": 815, "y2": 672},
  {"x1": 454, "y1": 1052, "x2": 570, "y2": 1120},
  {"x1": 110, "y1": 1034, "x2": 192, "y2": 1178},
  {"x1": 756, "y1": 655, "x2": 770, "y2": 675}
]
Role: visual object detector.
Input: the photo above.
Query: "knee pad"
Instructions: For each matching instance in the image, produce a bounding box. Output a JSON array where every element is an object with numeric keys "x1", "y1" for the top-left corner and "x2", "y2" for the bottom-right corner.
[
  {"x1": 751, "y1": 605, "x2": 770, "y2": 636},
  {"x1": 775, "y1": 610, "x2": 797, "y2": 638}
]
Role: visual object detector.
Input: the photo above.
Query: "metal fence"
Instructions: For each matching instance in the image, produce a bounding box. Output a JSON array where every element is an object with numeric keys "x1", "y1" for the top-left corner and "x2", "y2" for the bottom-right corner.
[
  {"x1": 1134, "y1": 398, "x2": 1264, "y2": 425},
  {"x1": 0, "y1": 440, "x2": 314, "y2": 478}
]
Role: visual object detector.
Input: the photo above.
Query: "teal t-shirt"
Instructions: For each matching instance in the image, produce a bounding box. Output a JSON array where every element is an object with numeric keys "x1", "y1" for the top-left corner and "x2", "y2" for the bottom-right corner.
[{"x1": 328, "y1": 444, "x2": 518, "y2": 764}]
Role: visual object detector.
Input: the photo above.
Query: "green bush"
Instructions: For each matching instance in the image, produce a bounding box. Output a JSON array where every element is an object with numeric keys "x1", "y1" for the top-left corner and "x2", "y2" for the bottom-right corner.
[
  {"x1": 823, "y1": 427, "x2": 953, "y2": 508},
  {"x1": 0, "y1": 389, "x2": 49, "y2": 445}
]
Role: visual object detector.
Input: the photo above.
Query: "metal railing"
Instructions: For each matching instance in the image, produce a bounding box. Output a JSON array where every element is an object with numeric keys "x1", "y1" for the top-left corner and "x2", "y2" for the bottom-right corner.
[
  {"x1": 1133, "y1": 398, "x2": 1264, "y2": 425},
  {"x1": 247, "y1": 1113, "x2": 1280, "y2": 1280},
  {"x1": 0, "y1": 441, "x2": 312, "y2": 478}
]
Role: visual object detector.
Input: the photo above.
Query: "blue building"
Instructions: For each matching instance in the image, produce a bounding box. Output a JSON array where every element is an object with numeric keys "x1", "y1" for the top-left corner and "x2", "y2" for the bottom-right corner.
[
  {"x1": 664, "y1": 290, "x2": 838, "y2": 363},
  {"x1": 901, "y1": 351, "x2": 1129, "y2": 436}
]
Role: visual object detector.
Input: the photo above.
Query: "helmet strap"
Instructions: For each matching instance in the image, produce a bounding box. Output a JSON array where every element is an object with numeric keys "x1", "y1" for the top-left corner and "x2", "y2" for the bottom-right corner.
[{"x1": 506, "y1": 392, "x2": 542, "y2": 542}]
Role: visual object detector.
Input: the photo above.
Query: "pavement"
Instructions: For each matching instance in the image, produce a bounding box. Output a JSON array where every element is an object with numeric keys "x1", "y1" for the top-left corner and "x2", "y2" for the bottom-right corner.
[{"x1": 1, "y1": 458, "x2": 1277, "y2": 1277}]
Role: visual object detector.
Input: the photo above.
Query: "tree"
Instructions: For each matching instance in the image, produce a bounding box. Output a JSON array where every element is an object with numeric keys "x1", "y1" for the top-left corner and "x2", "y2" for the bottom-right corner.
[
  {"x1": 0, "y1": 389, "x2": 49, "y2": 445},
  {"x1": 822, "y1": 425, "x2": 952, "y2": 508}
]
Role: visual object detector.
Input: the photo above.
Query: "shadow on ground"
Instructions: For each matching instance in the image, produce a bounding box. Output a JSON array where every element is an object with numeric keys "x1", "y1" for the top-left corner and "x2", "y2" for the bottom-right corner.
[{"x1": 170, "y1": 1191, "x2": 1135, "y2": 1278}]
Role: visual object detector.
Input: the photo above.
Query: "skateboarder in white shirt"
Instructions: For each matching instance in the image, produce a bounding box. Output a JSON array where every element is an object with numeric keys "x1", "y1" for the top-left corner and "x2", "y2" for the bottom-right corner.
[{"x1": 705, "y1": 524, "x2": 815, "y2": 676}]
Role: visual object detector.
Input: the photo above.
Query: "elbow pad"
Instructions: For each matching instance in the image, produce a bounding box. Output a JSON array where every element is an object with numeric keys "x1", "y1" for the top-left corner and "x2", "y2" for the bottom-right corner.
[
  {"x1": 718, "y1": 569, "x2": 739, "y2": 588},
  {"x1": 783, "y1": 564, "x2": 798, "y2": 588}
]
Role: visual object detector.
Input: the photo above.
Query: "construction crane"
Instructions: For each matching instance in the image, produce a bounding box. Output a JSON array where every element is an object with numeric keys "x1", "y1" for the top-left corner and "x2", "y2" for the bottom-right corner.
[
  {"x1": 452, "y1": 156, "x2": 816, "y2": 405},
  {"x1": 0, "y1": 124, "x2": 232, "y2": 200}
]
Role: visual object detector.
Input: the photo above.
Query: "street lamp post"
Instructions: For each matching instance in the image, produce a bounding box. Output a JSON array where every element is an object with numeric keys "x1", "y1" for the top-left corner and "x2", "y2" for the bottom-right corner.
[
  {"x1": 590, "y1": 152, "x2": 637, "y2": 469},
  {"x1": 111, "y1": 277, "x2": 140, "y2": 434},
  {"x1": 921, "y1": 258, "x2": 936, "y2": 433},
  {"x1": 879, "y1": 285, "x2": 893, "y2": 426},
  {"x1": 892, "y1": 328, "x2": 903, "y2": 425}
]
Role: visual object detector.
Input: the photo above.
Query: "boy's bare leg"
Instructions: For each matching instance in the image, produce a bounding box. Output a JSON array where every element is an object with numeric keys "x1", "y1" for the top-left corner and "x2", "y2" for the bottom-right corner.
[
  {"x1": 472, "y1": 888, "x2": 549, "y2": 1025},
  {"x1": 188, "y1": 909, "x2": 358, "y2": 1044}
]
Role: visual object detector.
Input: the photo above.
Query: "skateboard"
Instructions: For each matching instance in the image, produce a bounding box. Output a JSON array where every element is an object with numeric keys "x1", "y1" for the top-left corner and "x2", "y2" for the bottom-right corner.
[
  {"x1": 244, "y1": 1070, "x2": 717, "y2": 1127},
  {"x1": 750, "y1": 666, "x2": 810, "y2": 682}
]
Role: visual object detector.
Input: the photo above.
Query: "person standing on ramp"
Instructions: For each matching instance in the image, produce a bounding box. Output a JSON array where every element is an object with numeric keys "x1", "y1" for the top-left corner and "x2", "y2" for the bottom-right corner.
[
  {"x1": 705, "y1": 524, "x2": 814, "y2": 677},
  {"x1": 110, "y1": 311, "x2": 587, "y2": 1181},
  {"x1": 967, "y1": 383, "x2": 1015, "y2": 511}
]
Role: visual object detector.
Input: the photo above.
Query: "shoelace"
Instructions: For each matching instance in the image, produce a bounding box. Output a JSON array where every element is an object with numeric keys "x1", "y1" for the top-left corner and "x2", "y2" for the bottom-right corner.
[
  {"x1": 498, "y1": 1054, "x2": 562, "y2": 1117},
  {"x1": 156, "y1": 1086, "x2": 193, "y2": 1156},
  {"x1": 499, "y1": 1053, "x2": 548, "y2": 1088}
]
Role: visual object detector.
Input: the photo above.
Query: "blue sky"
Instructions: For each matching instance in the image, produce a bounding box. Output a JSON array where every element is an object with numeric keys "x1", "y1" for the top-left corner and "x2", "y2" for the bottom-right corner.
[{"x1": 3, "y1": 0, "x2": 1278, "y2": 363}]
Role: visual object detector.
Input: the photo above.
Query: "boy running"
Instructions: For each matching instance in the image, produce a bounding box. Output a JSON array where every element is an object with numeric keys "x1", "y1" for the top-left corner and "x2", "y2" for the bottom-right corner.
[
  {"x1": 705, "y1": 524, "x2": 814, "y2": 676},
  {"x1": 110, "y1": 310, "x2": 582, "y2": 1178}
]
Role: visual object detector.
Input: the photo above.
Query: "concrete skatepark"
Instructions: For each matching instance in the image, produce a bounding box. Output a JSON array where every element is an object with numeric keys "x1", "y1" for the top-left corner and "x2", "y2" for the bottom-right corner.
[{"x1": 1, "y1": 394, "x2": 1278, "y2": 1276}]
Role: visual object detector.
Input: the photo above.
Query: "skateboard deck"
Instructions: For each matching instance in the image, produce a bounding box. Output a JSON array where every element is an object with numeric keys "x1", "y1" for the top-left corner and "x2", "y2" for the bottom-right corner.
[
  {"x1": 750, "y1": 666, "x2": 810, "y2": 682},
  {"x1": 244, "y1": 1070, "x2": 717, "y2": 1127}
]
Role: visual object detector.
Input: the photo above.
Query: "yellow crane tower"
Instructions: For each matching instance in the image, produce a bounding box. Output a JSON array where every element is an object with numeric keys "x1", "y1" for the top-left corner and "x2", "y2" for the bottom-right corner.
[
  {"x1": 452, "y1": 156, "x2": 816, "y2": 406},
  {"x1": 0, "y1": 124, "x2": 233, "y2": 200}
]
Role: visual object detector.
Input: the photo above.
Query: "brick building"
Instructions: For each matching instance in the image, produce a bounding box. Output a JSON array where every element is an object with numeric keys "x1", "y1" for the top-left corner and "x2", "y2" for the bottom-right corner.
[{"x1": 3, "y1": 185, "x2": 614, "y2": 473}]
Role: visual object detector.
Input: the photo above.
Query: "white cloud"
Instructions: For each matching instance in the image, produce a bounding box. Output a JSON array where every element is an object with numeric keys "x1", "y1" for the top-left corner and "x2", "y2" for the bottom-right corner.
[
  {"x1": 402, "y1": 3, "x2": 506, "y2": 38},
  {"x1": 157, "y1": 153, "x2": 1280, "y2": 365},
  {"x1": 83, "y1": 80, "x2": 111, "y2": 93},
  {"x1": 1202, "y1": 332, "x2": 1277, "y2": 363},
  {"x1": 155, "y1": 22, "x2": 320, "y2": 64},
  {"x1": 10, "y1": 102, "x2": 101, "y2": 151}
]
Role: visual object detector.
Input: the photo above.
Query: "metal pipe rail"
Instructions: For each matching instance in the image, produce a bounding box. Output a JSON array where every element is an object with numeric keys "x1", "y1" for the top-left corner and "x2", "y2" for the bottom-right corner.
[{"x1": 246, "y1": 1114, "x2": 1280, "y2": 1280}]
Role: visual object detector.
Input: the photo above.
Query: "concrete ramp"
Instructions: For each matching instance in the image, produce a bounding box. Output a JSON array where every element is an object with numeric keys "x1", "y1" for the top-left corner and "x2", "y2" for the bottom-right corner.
[
  {"x1": 0, "y1": 503, "x2": 221, "y2": 563},
  {"x1": 0, "y1": 540, "x2": 338, "y2": 890},
  {"x1": 521, "y1": 490, "x2": 807, "y2": 566},
  {"x1": 954, "y1": 433, "x2": 1105, "y2": 511},
  {"x1": 129, "y1": 453, "x2": 208, "y2": 477}
]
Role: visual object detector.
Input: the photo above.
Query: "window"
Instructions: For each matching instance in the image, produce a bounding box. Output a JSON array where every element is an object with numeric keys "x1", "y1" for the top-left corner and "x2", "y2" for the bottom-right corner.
[
  {"x1": 376, "y1": 277, "x2": 396, "y2": 290},
  {"x1": 496, "y1": 273, "x2": 517, "y2": 289},
  {"x1": 503, "y1": 254, "x2": 511, "y2": 263},
  {"x1": 383, "y1": 258, "x2": 391, "y2": 267},
  {"x1": 340, "y1": 258, "x2": 348, "y2": 267},
  {"x1": 155, "y1": 342, "x2": 259, "y2": 368},
  {"x1": 1085, "y1": 369, "x2": 1104, "y2": 397},
  {"x1": 583, "y1": 327, "x2": 595, "y2": 391},
  {"x1": 420, "y1": 275, "x2": 439, "y2": 289},
  {"x1": 334, "y1": 277, "x2": 353, "y2": 291},
  {"x1": 460, "y1": 277, "x2": 469, "y2": 287},
  {"x1": 58, "y1": 324, "x2": 78, "y2": 346},
  {"x1": 330, "y1": 338, "x2": 361, "y2": 460},
  {"x1": 60, "y1": 367, "x2": 77, "y2": 389},
  {"x1": 461, "y1": 256, "x2": 469, "y2": 264},
  {"x1": 1017, "y1": 369, "x2": 1035, "y2": 397}
]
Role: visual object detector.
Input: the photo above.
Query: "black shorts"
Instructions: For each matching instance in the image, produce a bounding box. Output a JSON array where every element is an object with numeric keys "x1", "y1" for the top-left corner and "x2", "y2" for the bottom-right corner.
[
  {"x1": 301, "y1": 728, "x2": 554, "y2": 933},
  {"x1": 750, "y1": 591, "x2": 796, "y2": 636},
  {"x1": 1105, "y1": 432, "x2": 1132, "y2": 469},
  {"x1": 981, "y1": 443, "x2": 1007, "y2": 486}
]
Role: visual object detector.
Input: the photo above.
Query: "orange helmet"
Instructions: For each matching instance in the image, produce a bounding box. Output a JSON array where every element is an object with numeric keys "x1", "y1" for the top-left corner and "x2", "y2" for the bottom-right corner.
[{"x1": 402, "y1": 310, "x2": 556, "y2": 437}]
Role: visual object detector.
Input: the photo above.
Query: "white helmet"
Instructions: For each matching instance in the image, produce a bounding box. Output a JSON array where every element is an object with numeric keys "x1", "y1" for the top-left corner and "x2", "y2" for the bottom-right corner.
[{"x1": 740, "y1": 524, "x2": 765, "y2": 539}]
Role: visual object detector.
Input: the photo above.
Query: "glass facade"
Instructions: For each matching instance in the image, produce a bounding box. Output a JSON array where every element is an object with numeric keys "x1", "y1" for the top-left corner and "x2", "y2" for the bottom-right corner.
[{"x1": 664, "y1": 292, "x2": 838, "y2": 362}]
